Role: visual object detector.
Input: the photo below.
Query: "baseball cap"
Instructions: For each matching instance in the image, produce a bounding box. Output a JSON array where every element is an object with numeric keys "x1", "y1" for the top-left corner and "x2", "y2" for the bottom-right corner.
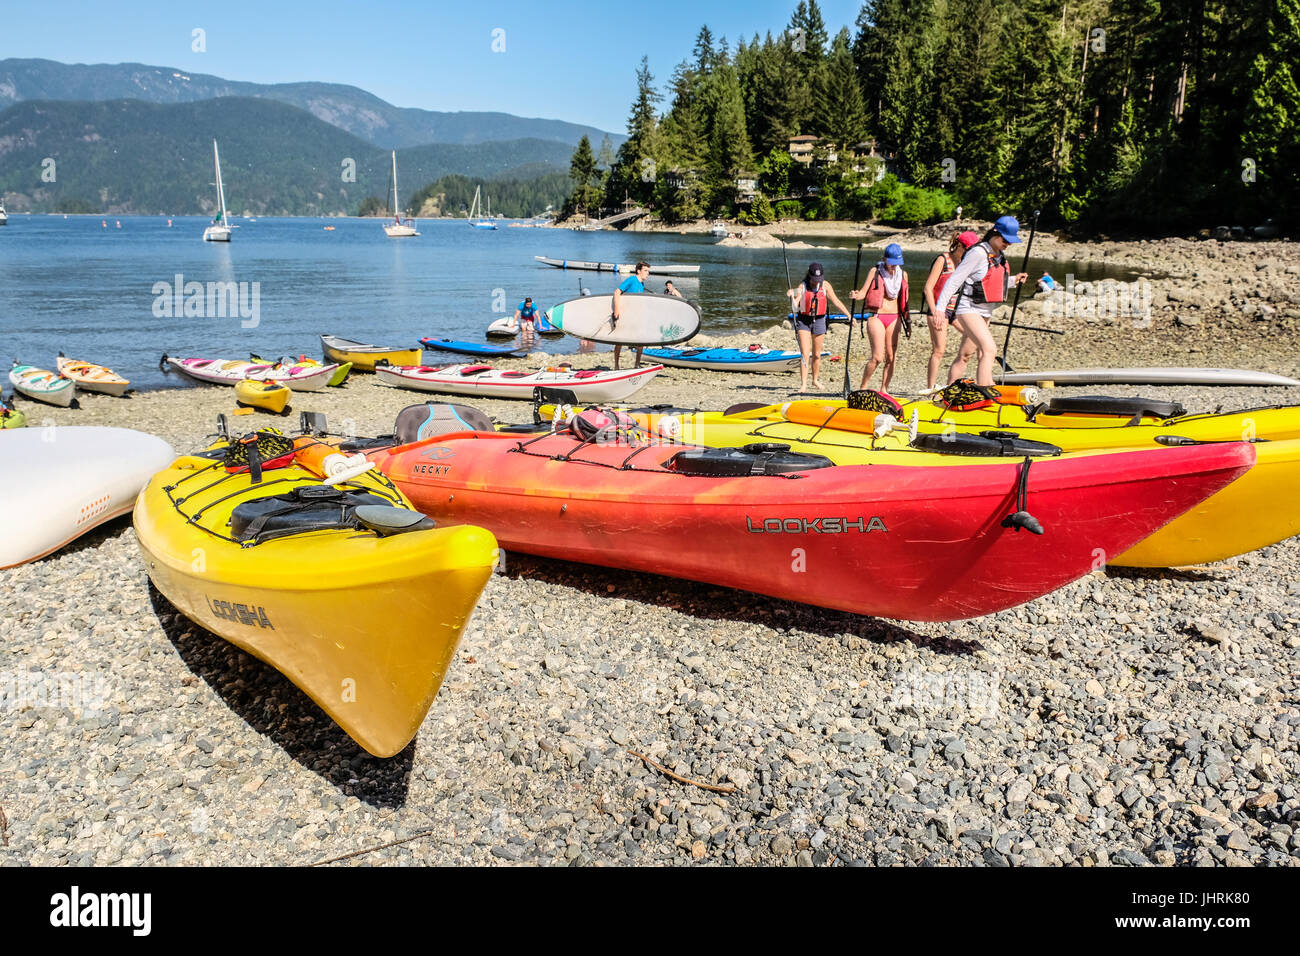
[
  {"x1": 994, "y1": 215, "x2": 1022, "y2": 244},
  {"x1": 806, "y1": 262, "x2": 824, "y2": 284},
  {"x1": 957, "y1": 230, "x2": 979, "y2": 249},
  {"x1": 883, "y1": 243, "x2": 904, "y2": 265}
]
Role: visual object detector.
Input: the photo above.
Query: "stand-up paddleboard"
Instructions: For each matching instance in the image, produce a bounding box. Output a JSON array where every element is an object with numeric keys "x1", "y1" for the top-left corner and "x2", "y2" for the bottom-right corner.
[
  {"x1": 0, "y1": 426, "x2": 174, "y2": 568},
  {"x1": 995, "y1": 367, "x2": 1300, "y2": 387},
  {"x1": 419, "y1": 337, "x2": 526, "y2": 358},
  {"x1": 548, "y1": 292, "x2": 701, "y2": 346}
]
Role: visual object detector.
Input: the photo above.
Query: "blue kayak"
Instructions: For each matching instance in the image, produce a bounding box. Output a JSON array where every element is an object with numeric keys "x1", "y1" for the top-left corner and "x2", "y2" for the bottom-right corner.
[
  {"x1": 644, "y1": 346, "x2": 831, "y2": 373},
  {"x1": 419, "y1": 337, "x2": 525, "y2": 358}
]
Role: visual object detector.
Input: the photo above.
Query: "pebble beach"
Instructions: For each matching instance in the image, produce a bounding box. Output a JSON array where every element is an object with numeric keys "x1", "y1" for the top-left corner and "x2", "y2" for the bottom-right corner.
[{"x1": 3, "y1": 236, "x2": 1299, "y2": 868}]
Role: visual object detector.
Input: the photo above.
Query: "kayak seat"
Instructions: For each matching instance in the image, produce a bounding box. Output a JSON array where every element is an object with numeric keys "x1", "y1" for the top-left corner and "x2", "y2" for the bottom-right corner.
[
  {"x1": 394, "y1": 402, "x2": 496, "y2": 443},
  {"x1": 500, "y1": 371, "x2": 529, "y2": 378},
  {"x1": 912, "y1": 432, "x2": 1063, "y2": 458},
  {"x1": 1042, "y1": 395, "x2": 1186, "y2": 420},
  {"x1": 574, "y1": 370, "x2": 600, "y2": 379},
  {"x1": 459, "y1": 365, "x2": 495, "y2": 376},
  {"x1": 666, "y1": 444, "x2": 834, "y2": 477},
  {"x1": 724, "y1": 402, "x2": 769, "y2": 415}
]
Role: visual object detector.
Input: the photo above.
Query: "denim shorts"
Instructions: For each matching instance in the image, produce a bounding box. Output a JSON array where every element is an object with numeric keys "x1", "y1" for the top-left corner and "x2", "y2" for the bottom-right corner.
[{"x1": 793, "y1": 315, "x2": 827, "y2": 336}]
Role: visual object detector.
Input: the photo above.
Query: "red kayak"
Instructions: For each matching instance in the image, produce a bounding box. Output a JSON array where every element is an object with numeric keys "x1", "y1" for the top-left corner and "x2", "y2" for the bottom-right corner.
[{"x1": 345, "y1": 431, "x2": 1252, "y2": 622}]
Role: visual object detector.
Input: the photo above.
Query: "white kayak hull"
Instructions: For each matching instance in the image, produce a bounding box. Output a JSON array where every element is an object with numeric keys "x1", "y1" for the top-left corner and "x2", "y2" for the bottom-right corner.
[
  {"x1": 9, "y1": 366, "x2": 76, "y2": 407},
  {"x1": 547, "y1": 292, "x2": 701, "y2": 346},
  {"x1": 996, "y1": 367, "x2": 1300, "y2": 387},
  {"x1": 375, "y1": 363, "x2": 662, "y2": 402},
  {"x1": 164, "y1": 356, "x2": 336, "y2": 391},
  {"x1": 0, "y1": 426, "x2": 175, "y2": 568}
]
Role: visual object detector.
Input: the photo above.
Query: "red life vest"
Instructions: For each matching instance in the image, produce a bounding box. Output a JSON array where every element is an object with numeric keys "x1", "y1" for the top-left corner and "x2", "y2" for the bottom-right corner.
[
  {"x1": 863, "y1": 267, "x2": 909, "y2": 316},
  {"x1": 958, "y1": 242, "x2": 1009, "y2": 307},
  {"x1": 926, "y1": 253, "x2": 956, "y2": 314},
  {"x1": 800, "y1": 286, "x2": 827, "y2": 317}
]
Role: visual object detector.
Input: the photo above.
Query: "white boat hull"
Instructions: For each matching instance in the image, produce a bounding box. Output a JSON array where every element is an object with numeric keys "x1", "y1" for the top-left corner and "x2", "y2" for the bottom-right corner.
[
  {"x1": 384, "y1": 224, "x2": 419, "y2": 237},
  {"x1": 375, "y1": 363, "x2": 662, "y2": 401},
  {"x1": 0, "y1": 426, "x2": 175, "y2": 568},
  {"x1": 203, "y1": 226, "x2": 231, "y2": 242}
]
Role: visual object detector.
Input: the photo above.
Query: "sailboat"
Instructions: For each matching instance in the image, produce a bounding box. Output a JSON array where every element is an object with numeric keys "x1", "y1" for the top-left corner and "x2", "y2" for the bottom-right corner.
[
  {"x1": 202, "y1": 140, "x2": 231, "y2": 242},
  {"x1": 468, "y1": 186, "x2": 496, "y2": 230},
  {"x1": 383, "y1": 151, "x2": 419, "y2": 237},
  {"x1": 0, "y1": 200, "x2": 8, "y2": 226}
]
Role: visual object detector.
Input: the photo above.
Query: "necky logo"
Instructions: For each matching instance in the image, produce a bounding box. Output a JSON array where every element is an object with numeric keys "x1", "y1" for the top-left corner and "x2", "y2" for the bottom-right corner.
[{"x1": 50, "y1": 886, "x2": 151, "y2": 936}]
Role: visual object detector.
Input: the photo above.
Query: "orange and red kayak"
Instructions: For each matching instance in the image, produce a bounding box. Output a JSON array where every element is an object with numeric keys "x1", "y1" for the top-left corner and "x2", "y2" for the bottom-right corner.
[{"x1": 307, "y1": 430, "x2": 1254, "y2": 622}]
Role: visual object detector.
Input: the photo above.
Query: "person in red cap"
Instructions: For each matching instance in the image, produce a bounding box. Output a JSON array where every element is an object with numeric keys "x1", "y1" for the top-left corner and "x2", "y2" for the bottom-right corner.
[
  {"x1": 934, "y1": 215, "x2": 1029, "y2": 386},
  {"x1": 787, "y1": 262, "x2": 852, "y2": 392},
  {"x1": 921, "y1": 230, "x2": 979, "y2": 390}
]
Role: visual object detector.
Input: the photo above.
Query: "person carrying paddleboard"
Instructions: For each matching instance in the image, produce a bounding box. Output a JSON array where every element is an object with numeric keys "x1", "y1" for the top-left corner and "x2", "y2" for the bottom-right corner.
[
  {"x1": 849, "y1": 243, "x2": 910, "y2": 393},
  {"x1": 921, "y1": 231, "x2": 979, "y2": 390},
  {"x1": 787, "y1": 262, "x2": 852, "y2": 392},
  {"x1": 934, "y1": 215, "x2": 1029, "y2": 386},
  {"x1": 613, "y1": 262, "x2": 651, "y2": 369}
]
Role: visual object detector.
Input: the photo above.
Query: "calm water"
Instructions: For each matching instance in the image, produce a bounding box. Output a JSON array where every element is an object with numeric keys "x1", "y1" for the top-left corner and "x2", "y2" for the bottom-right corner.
[{"x1": 0, "y1": 215, "x2": 1138, "y2": 391}]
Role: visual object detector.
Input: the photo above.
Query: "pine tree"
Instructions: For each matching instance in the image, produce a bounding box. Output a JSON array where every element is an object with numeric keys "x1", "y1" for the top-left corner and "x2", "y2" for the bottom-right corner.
[
  {"x1": 566, "y1": 135, "x2": 601, "y2": 216},
  {"x1": 606, "y1": 56, "x2": 662, "y2": 208}
]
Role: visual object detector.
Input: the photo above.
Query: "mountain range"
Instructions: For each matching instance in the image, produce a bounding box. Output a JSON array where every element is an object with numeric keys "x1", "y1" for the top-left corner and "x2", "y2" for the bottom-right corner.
[
  {"x1": 0, "y1": 58, "x2": 618, "y2": 149},
  {"x1": 0, "y1": 59, "x2": 617, "y2": 216},
  {"x1": 0, "y1": 98, "x2": 577, "y2": 216}
]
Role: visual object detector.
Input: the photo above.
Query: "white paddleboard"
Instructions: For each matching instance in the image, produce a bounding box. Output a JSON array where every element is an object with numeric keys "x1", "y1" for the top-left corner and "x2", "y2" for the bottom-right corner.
[
  {"x1": 0, "y1": 426, "x2": 175, "y2": 568},
  {"x1": 996, "y1": 367, "x2": 1300, "y2": 387},
  {"x1": 547, "y1": 292, "x2": 701, "y2": 346}
]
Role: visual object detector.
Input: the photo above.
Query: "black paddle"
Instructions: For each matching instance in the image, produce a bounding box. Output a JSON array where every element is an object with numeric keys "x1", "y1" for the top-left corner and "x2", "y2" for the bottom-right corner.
[
  {"x1": 998, "y1": 209, "x2": 1041, "y2": 380},
  {"x1": 843, "y1": 243, "x2": 863, "y2": 399}
]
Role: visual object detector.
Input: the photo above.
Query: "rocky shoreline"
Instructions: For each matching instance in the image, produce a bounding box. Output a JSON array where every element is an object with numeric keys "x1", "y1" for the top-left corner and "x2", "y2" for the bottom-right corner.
[{"x1": 2, "y1": 236, "x2": 1298, "y2": 868}]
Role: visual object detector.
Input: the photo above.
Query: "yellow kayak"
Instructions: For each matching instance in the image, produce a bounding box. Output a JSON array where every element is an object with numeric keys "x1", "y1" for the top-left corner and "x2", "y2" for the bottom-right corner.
[
  {"x1": 320, "y1": 335, "x2": 420, "y2": 372},
  {"x1": 538, "y1": 399, "x2": 1300, "y2": 569},
  {"x1": 134, "y1": 431, "x2": 498, "y2": 756},
  {"x1": 234, "y1": 378, "x2": 292, "y2": 413}
]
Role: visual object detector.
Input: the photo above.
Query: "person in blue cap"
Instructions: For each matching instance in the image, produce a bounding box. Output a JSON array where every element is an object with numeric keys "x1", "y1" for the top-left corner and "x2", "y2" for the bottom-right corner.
[
  {"x1": 849, "y1": 242, "x2": 910, "y2": 393},
  {"x1": 933, "y1": 215, "x2": 1029, "y2": 386}
]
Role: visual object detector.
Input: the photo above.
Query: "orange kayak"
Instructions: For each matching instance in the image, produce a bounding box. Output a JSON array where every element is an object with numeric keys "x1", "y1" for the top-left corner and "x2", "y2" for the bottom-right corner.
[{"x1": 302, "y1": 429, "x2": 1255, "y2": 622}]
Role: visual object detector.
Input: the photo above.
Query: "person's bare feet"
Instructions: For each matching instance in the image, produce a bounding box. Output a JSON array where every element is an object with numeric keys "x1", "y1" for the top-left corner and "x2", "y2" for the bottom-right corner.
[{"x1": 812, "y1": 379, "x2": 825, "y2": 390}]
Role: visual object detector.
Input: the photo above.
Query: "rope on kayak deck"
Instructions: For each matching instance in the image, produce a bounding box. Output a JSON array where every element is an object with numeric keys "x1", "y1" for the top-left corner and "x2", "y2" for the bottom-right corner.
[{"x1": 627, "y1": 751, "x2": 736, "y2": 794}]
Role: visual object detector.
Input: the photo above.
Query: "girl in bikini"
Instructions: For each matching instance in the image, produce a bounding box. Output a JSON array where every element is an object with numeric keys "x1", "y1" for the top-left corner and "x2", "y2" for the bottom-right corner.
[{"x1": 850, "y1": 243, "x2": 909, "y2": 393}]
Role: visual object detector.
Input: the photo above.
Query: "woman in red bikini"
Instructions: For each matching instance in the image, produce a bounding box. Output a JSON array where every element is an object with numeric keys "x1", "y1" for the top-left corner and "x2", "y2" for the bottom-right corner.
[{"x1": 850, "y1": 243, "x2": 909, "y2": 393}]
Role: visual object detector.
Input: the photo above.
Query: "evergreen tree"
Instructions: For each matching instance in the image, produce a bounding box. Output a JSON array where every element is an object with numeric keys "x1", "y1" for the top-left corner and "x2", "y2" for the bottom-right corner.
[
  {"x1": 565, "y1": 135, "x2": 602, "y2": 215},
  {"x1": 606, "y1": 56, "x2": 662, "y2": 208},
  {"x1": 818, "y1": 28, "x2": 868, "y2": 146}
]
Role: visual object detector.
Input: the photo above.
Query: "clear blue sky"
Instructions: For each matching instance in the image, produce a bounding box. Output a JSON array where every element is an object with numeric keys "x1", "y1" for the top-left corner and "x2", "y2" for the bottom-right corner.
[{"x1": 4, "y1": 0, "x2": 866, "y2": 133}]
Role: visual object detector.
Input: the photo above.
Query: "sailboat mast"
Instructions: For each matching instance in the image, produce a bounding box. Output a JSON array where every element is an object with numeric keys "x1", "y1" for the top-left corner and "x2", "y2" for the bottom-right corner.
[
  {"x1": 214, "y1": 140, "x2": 227, "y2": 224},
  {"x1": 391, "y1": 151, "x2": 399, "y2": 221}
]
